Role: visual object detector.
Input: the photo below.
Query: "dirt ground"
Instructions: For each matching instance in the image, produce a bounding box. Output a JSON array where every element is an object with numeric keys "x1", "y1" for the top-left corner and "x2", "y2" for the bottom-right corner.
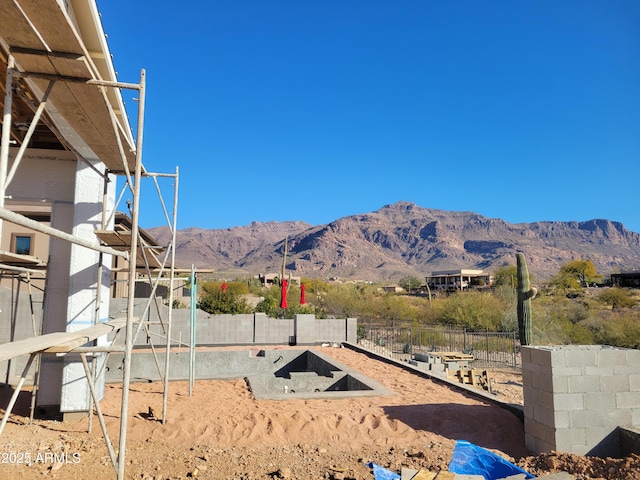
[{"x1": 0, "y1": 345, "x2": 638, "y2": 479}]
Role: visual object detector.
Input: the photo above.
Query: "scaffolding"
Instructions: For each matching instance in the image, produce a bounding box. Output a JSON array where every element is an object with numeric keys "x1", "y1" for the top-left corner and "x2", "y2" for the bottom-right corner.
[{"x1": 0, "y1": 2, "x2": 182, "y2": 479}]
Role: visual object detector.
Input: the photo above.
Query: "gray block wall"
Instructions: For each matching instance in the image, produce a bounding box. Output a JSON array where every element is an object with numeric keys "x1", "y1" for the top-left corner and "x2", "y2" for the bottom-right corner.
[
  {"x1": 0, "y1": 294, "x2": 357, "y2": 388},
  {"x1": 0, "y1": 287, "x2": 45, "y2": 384},
  {"x1": 522, "y1": 345, "x2": 640, "y2": 456},
  {"x1": 410, "y1": 353, "x2": 446, "y2": 373},
  {"x1": 105, "y1": 348, "x2": 307, "y2": 382},
  {"x1": 106, "y1": 299, "x2": 357, "y2": 348}
]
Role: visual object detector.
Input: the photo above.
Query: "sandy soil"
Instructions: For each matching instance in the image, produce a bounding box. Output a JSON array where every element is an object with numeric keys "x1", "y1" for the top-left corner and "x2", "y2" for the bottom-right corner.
[{"x1": 0, "y1": 345, "x2": 638, "y2": 479}]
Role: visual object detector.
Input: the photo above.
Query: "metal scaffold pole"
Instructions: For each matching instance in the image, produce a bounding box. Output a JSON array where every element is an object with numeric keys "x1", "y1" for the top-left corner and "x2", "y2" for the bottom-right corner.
[
  {"x1": 189, "y1": 264, "x2": 196, "y2": 396},
  {"x1": 162, "y1": 166, "x2": 179, "y2": 423},
  {"x1": 0, "y1": 7, "x2": 185, "y2": 477},
  {"x1": 118, "y1": 68, "x2": 146, "y2": 480},
  {"x1": 0, "y1": 55, "x2": 14, "y2": 240}
]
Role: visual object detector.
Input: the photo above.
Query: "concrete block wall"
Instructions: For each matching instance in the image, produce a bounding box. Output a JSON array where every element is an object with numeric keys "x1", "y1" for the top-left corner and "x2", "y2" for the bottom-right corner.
[
  {"x1": 190, "y1": 314, "x2": 353, "y2": 345},
  {"x1": 522, "y1": 345, "x2": 640, "y2": 456},
  {"x1": 107, "y1": 299, "x2": 356, "y2": 347},
  {"x1": 105, "y1": 348, "x2": 307, "y2": 383},
  {"x1": 314, "y1": 318, "x2": 358, "y2": 344},
  {"x1": 296, "y1": 316, "x2": 358, "y2": 344},
  {"x1": 294, "y1": 314, "x2": 315, "y2": 344},
  {"x1": 410, "y1": 353, "x2": 446, "y2": 373},
  {"x1": 251, "y1": 314, "x2": 293, "y2": 343}
]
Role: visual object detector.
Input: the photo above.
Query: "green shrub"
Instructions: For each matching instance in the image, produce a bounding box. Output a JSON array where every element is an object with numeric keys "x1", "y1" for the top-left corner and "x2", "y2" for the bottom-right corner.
[
  {"x1": 197, "y1": 289, "x2": 252, "y2": 315},
  {"x1": 596, "y1": 287, "x2": 638, "y2": 309},
  {"x1": 437, "y1": 291, "x2": 507, "y2": 330}
]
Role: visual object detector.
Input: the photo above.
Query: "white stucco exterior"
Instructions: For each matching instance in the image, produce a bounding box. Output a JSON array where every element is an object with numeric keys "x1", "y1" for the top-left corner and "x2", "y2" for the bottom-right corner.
[
  {"x1": 5, "y1": 149, "x2": 116, "y2": 411},
  {"x1": 60, "y1": 158, "x2": 115, "y2": 412}
]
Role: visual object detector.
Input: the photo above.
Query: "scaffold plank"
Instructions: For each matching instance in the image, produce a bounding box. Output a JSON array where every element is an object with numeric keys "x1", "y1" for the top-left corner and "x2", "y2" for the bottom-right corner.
[
  {"x1": 0, "y1": 318, "x2": 127, "y2": 361},
  {"x1": 95, "y1": 229, "x2": 162, "y2": 268}
]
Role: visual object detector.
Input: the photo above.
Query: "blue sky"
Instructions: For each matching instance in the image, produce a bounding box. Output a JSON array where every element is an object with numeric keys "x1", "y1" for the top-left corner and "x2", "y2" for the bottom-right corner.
[{"x1": 98, "y1": 1, "x2": 640, "y2": 233}]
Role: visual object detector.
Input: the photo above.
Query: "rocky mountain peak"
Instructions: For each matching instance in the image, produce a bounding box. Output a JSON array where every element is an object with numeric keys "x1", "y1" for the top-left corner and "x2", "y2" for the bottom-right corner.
[{"x1": 148, "y1": 204, "x2": 640, "y2": 282}]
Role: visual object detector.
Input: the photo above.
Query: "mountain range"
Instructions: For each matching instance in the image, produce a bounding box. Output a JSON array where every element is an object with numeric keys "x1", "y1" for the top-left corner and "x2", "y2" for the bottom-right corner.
[{"x1": 147, "y1": 201, "x2": 640, "y2": 282}]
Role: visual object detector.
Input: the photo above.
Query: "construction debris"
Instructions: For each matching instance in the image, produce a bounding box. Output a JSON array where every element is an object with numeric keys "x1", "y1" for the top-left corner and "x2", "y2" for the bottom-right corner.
[
  {"x1": 446, "y1": 368, "x2": 493, "y2": 393},
  {"x1": 368, "y1": 441, "x2": 576, "y2": 480},
  {"x1": 373, "y1": 463, "x2": 578, "y2": 479},
  {"x1": 401, "y1": 468, "x2": 481, "y2": 479}
]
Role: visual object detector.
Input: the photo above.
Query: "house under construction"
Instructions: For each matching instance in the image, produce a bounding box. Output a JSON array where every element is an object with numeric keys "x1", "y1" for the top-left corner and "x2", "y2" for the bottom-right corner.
[{"x1": 0, "y1": 2, "x2": 181, "y2": 479}]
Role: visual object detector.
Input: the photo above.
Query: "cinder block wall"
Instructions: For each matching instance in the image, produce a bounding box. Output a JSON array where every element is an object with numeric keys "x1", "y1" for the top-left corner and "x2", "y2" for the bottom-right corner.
[
  {"x1": 522, "y1": 345, "x2": 640, "y2": 456},
  {"x1": 0, "y1": 287, "x2": 45, "y2": 383},
  {"x1": 107, "y1": 300, "x2": 357, "y2": 348}
]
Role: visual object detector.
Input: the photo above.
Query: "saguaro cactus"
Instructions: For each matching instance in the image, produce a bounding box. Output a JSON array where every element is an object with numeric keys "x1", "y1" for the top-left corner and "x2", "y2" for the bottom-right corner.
[{"x1": 516, "y1": 252, "x2": 537, "y2": 346}]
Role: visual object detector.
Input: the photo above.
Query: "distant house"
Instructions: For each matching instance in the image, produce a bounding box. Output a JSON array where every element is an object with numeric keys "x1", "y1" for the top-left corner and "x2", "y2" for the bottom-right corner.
[
  {"x1": 257, "y1": 273, "x2": 301, "y2": 287},
  {"x1": 426, "y1": 269, "x2": 493, "y2": 292},
  {"x1": 382, "y1": 285, "x2": 404, "y2": 293},
  {"x1": 610, "y1": 271, "x2": 640, "y2": 288}
]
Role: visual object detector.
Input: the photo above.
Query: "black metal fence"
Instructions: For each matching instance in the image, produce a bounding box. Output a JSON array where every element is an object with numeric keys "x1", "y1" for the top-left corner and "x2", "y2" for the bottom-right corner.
[{"x1": 358, "y1": 323, "x2": 521, "y2": 369}]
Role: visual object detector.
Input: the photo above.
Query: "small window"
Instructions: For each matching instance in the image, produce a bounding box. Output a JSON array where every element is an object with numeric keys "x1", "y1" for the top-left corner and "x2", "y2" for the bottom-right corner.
[{"x1": 12, "y1": 234, "x2": 33, "y2": 255}]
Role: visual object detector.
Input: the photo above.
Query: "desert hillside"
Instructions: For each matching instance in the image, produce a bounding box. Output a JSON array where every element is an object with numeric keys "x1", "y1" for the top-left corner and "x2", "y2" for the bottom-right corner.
[{"x1": 148, "y1": 201, "x2": 640, "y2": 281}]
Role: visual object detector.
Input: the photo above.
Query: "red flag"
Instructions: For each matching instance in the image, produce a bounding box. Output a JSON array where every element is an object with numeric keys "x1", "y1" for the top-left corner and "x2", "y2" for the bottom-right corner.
[
  {"x1": 280, "y1": 279, "x2": 288, "y2": 309},
  {"x1": 300, "y1": 283, "x2": 306, "y2": 305}
]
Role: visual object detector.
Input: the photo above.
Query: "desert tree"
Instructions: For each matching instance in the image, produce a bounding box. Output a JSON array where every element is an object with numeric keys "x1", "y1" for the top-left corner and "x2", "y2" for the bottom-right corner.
[
  {"x1": 549, "y1": 259, "x2": 602, "y2": 290},
  {"x1": 595, "y1": 287, "x2": 637, "y2": 309},
  {"x1": 493, "y1": 263, "x2": 518, "y2": 288},
  {"x1": 198, "y1": 289, "x2": 252, "y2": 315},
  {"x1": 399, "y1": 276, "x2": 423, "y2": 292}
]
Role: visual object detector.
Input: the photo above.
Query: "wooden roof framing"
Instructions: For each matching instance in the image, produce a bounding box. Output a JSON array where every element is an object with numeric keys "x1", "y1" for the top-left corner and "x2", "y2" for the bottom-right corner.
[
  {"x1": 95, "y1": 211, "x2": 166, "y2": 269},
  {"x1": 95, "y1": 227, "x2": 164, "y2": 269},
  {"x1": 0, "y1": 0, "x2": 137, "y2": 172}
]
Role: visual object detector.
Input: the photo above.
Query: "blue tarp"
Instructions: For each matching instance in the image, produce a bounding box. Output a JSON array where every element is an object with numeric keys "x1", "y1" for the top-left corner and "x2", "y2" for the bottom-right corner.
[
  {"x1": 365, "y1": 462, "x2": 401, "y2": 480},
  {"x1": 449, "y1": 440, "x2": 535, "y2": 479}
]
